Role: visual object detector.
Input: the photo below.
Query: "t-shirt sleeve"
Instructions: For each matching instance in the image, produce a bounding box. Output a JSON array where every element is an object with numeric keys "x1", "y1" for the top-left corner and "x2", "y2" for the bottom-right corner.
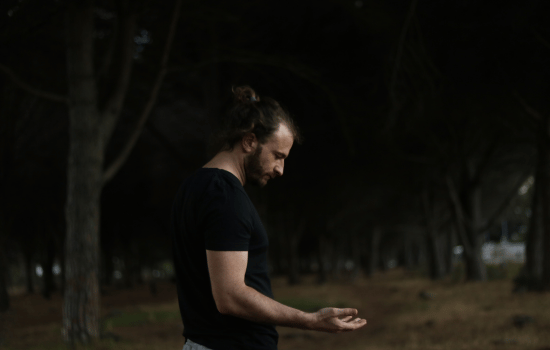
[{"x1": 200, "y1": 184, "x2": 252, "y2": 251}]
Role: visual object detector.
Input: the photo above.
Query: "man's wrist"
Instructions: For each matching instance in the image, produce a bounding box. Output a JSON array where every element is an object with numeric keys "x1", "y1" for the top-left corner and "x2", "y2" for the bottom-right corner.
[{"x1": 298, "y1": 310, "x2": 315, "y2": 330}]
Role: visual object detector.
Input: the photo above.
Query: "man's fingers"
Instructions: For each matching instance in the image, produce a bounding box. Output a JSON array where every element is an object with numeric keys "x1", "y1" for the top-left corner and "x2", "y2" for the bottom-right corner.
[
  {"x1": 317, "y1": 307, "x2": 360, "y2": 318},
  {"x1": 316, "y1": 307, "x2": 367, "y2": 332},
  {"x1": 339, "y1": 318, "x2": 367, "y2": 330},
  {"x1": 334, "y1": 308, "x2": 358, "y2": 317}
]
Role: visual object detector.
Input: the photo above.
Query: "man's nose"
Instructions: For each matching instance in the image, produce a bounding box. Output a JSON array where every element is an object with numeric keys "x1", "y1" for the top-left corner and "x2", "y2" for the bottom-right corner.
[{"x1": 274, "y1": 160, "x2": 284, "y2": 177}]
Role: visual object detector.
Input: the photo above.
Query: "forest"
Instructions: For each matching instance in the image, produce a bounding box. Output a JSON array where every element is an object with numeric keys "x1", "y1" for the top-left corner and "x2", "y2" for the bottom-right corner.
[{"x1": 0, "y1": 0, "x2": 549, "y2": 348}]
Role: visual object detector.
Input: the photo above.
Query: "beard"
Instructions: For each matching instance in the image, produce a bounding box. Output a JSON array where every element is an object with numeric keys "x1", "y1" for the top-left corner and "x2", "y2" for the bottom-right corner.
[{"x1": 244, "y1": 145, "x2": 268, "y2": 187}]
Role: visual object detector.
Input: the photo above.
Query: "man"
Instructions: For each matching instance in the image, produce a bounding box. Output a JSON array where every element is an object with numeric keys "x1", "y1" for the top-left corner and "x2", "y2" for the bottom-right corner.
[{"x1": 171, "y1": 86, "x2": 366, "y2": 350}]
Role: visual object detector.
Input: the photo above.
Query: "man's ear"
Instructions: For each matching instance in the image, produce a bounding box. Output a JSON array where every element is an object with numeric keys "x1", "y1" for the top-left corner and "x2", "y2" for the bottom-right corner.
[{"x1": 241, "y1": 133, "x2": 258, "y2": 154}]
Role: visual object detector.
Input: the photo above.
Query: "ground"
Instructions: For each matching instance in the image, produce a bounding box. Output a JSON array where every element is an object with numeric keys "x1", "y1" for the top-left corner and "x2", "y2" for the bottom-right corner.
[{"x1": 1, "y1": 267, "x2": 550, "y2": 350}]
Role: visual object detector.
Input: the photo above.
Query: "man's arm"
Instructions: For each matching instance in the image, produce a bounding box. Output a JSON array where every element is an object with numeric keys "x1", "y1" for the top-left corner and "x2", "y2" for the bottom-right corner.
[{"x1": 206, "y1": 250, "x2": 367, "y2": 333}]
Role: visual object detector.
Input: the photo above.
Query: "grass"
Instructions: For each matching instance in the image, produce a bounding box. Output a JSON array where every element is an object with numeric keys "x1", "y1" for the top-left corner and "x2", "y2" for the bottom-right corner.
[
  {"x1": 2, "y1": 266, "x2": 550, "y2": 350},
  {"x1": 104, "y1": 310, "x2": 181, "y2": 329}
]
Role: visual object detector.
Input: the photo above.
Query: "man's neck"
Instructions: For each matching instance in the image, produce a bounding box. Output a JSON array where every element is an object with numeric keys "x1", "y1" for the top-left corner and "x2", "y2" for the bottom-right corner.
[{"x1": 203, "y1": 151, "x2": 246, "y2": 186}]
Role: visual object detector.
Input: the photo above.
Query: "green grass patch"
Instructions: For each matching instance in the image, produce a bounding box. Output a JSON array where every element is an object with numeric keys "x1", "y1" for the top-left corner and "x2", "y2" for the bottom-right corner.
[
  {"x1": 486, "y1": 262, "x2": 523, "y2": 281},
  {"x1": 153, "y1": 310, "x2": 181, "y2": 322},
  {"x1": 450, "y1": 262, "x2": 524, "y2": 282},
  {"x1": 104, "y1": 310, "x2": 180, "y2": 328}
]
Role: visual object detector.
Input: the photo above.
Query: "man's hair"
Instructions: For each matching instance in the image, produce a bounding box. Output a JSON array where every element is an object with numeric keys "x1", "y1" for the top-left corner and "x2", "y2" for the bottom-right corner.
[{"x1": 213, "y1": 86, "x2": 302, "y2": 152}]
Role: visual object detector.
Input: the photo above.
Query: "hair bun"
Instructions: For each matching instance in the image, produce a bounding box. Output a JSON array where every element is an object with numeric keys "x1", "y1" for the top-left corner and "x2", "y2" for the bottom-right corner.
[{"x1": 232, "y1": 85, "x2": 259, "y2": 103}]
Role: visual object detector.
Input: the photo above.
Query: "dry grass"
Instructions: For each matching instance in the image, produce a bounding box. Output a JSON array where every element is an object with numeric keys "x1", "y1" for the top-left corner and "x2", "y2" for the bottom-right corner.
[{"x1": 2, "y1": 268, "x2": 550, "y2": 350}]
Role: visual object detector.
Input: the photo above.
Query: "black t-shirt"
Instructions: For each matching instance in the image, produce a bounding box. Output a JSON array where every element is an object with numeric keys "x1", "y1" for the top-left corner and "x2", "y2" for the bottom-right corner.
[{"x1": 170, "y1": 168, "x2": 278, "y2": 350}]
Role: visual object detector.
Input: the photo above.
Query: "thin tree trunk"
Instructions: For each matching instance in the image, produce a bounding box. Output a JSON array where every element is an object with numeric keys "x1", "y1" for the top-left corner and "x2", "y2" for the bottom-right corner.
[
  {"x1": 463, "y1": 233, "x2": 486, "y2": 281},
  {"x1": 424, "y1": 231, "x2": 444, "y2": 280},
  {"x1": 350, "y1": 232, "x2": 361, "y2": 282},
  {"x1": 444, "y1": 227, "x2": 455, "y2": 275},
  {"x1": 423, "y1": 188, "x2": 445, "y2": 280},
  {"x1": 286, "y1": 219, "x2": 305, "y2": 285},
  {"x1": 447, "y1": 175, "x2": 486, "y2": 281},
  {"x1": 525, "y1": 162, "x2": 543, "y2": 288},
  {"x1": 0, "y1": 249, "x2": 9, "y2": 312},
  {"x1": 63, "y1": 2, "x2": 102, "y2": 343},
  {"x1": 366, "y1": 226, "x2": 382, "y2": 277},
  {"x1": 42, "y1": 236, "x2": 56, "y2": 299},
  {"x1": 540, "y1": 115, "x2": 550, "y2": 291},
  {"x1": 59, "y1": 234, "x2": 66, "y2": 296},
  {"x1": 331, "y1": 237, "x2": 343, "y2": 280},
  {"x1": 316, "y1": 235, "x2": 327, "y2": 285},
  {"x1": 123, "y1": 251, "x2": 134, "y2": 288},
  {"x1": 402, "y1": 232, "x2": 415, "y2": 270},
  {"x1": 463, "y1": 185, "x2": 486, "y2": 281},
  {"x1": 24, "y1": 250, "x2": 34, "y2": 294},
  {"x1": 287, "y1": 235, "x2": 300, "y2": 285}
]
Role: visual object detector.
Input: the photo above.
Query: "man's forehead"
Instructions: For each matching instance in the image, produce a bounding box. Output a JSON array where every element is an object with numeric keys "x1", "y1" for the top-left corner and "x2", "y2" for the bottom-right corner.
[{"x1": 265, "y1": 124, "x2": 293, "y2": 147}]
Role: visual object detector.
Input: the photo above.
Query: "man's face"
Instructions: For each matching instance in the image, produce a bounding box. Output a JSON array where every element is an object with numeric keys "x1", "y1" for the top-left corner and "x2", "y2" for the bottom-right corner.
[{"x1": 244, "y1": 123, "x2": 294, "y2": 187}]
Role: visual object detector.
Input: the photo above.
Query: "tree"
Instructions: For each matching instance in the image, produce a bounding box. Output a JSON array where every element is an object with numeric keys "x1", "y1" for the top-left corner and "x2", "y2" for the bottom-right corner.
[{"x1": 1, "y1": 0, "x2": 181, "y2": 343}]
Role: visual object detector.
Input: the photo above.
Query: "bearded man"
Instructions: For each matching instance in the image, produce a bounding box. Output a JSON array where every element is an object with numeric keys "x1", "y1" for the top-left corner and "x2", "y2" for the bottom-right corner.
[{"x1": 170, "y1": 86, "x2": 366, "y2": 350}]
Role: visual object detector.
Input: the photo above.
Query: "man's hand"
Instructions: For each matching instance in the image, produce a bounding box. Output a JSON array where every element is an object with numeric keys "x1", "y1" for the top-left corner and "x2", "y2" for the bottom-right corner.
[{"x1": 307, "y1": 308, "x2": 367, "y2": 333}]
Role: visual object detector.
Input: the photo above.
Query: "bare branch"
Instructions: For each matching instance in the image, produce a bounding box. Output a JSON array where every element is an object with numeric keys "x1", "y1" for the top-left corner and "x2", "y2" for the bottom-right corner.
[
  {"x1": 0, "y1": 62, "x2": 68, "y2": 103},
  {"x1": 97, "y1": 17, "x2": 118, "y2": 78},
  {"x1": 470, "y1": 136, "x2": 500, "y2": 187},
  {"x1": 445, "y1": 175, "x2": 473, "y2": 253},
  {"x1": 532, "y1": 27, "x2": 550, "y2": 51},
  {"x1": 385, "y1": 0, "x2": 418, "y2": 131},
  {"x1": 170, "y1": 52, "x2": 356, "y2": 155},
  {"x1": 478, "y1": 164, "x2": 534, "y2": 233},
  {"x1": 100, "y1": 10, "x2": 138, "y2": 143},
  {"x1": 513, "y1": 90, "x2": 543, "y2": 122},
  {"x1": 103, "y1": 0, "x2": 182, "y2": 184},
  {"x1": 144, "y1": 121, "x2": 188, "y2": 165}
]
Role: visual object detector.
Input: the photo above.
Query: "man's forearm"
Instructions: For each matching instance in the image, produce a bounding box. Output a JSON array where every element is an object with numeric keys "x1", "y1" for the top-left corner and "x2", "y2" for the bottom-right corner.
[{"x1": 219, "y1": 285, "x2": 313, "y2": 329}]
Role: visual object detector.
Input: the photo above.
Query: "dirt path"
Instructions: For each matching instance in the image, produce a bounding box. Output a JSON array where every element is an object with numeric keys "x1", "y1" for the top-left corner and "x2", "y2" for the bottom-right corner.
[{"x1": 2, "y1": 270, "x2": 550, "y2": 350}]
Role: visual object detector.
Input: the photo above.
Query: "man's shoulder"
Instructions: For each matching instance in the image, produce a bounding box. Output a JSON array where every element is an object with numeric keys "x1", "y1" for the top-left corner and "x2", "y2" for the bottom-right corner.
[{"x1": 181, "y1": 168, "x2": 248, "y2": 203}]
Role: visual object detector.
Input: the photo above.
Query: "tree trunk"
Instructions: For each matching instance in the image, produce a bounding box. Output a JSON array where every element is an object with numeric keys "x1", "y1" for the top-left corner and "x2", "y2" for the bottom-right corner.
[
  {"x1": 286, "y1": 225, "x2": 302, "y2": 285},
  {"x1": 366, "y1": 226, "x2": 382, "y2": 277},
  {"x1": 525, "y1": 161, "x2": 543, "y2": 288},
  {"x1": 59, "y1": 234, "x2": 66, "y2": 295},
  {"x1": 287, "y1": 236, "x2": 300, "y2": 285},
  {"x1": 447, "y1": 165, "x2": 488, "y2": 282},
  {"x1": 464, "y1": 233, "x2": 486, "y2": 281},
  {"x1": 423, "y1": 188, "x2": 445, "y2": 280},
  {"x1": 331, "y1": 238, "x2": 343, "y2": 280},
  {"x1": 42, "y1": 236, "x2": 56, "y2": 299},
  {"x1": 444, "y1": 227, "x2": 456, "y2": 275},
  {"x1": 123, "y1": 251, "x2": 134, "y2": 288},
  {"x1": 540, "y1": 115, "x2": 550, "y2": 291},
  {"x1": 350, "y1": 232, "x2": 361, "y2": 282},
  {"x1": 0, "y1": 249, "x2": 9, "y2": 313},
  {"x1": 24, "y1": 250, "x2": 34, "y2": 294},
  {"x1": 63, "y1": 2, "x2": 102, "y2": 343},
  {"x1": 0, "y1": 83, "x2": 13, "y2": 312},
  {"x1": 316, "y1": 235, "x2": 328, "y2": 285},
  {"x1": 425, "y1": 231, "x2": 445, "y2": 280},
  {"x1": 461, "y1": 184, "x2": 486, "y2": 281},
  {"x1": 402, "y1": 232, "x2": 415, "y2": 270}
]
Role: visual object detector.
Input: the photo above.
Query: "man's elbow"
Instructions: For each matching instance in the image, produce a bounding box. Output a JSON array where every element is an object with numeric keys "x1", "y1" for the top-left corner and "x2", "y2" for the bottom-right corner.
[
  {"x1": 215, "y1": 299, "x2": 231, "y2": 315},
  {"x1": 213, "y1": 293, "x2": 238, "y2": 315}
]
